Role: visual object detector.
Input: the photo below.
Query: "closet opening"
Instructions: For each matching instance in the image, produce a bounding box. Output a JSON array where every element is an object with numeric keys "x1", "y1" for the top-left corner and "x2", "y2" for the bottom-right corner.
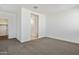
[
  {"x1": 31, "y1": 14, "x2": 39, "y2": 40},
  {"x1": 0, "y1": 18, "x2": 8, "y2": 39}
]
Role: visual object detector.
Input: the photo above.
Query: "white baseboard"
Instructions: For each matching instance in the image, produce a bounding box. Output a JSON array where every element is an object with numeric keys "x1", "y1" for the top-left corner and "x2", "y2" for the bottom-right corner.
[
  {"x1": 20, "y1": 38, "x2": 32, "y2": 43},
  {"x1": 47, "y1": 35, "x2": 79, "y2": 44},
  {"x1": 16, "y1": 34, "x2": 79, "y2": 44},
  {"x1": 18, "y1": 36, "x2": 45, "y2": 43},
  {"x1": 38, "y1": 35, "x2": 46, "y2": 38}
]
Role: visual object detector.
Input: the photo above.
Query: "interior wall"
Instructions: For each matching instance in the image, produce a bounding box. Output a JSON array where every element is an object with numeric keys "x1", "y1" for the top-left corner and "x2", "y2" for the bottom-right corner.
[
  {"x1": 20, "y1": 8, "x2": 46, "y2": 42},
  {"x1": 46, "y1": 7, "x2": 79, "y2": 43},
  {"x1": 16, "y1": 8, "x2": 21, "y2": 41},
  {"x1": 8, "y1": 13, "x2": 17, "y2": 38},
  {"x1": 21, "y1": 8, "x2": 31, "y2": 42},
  {"x1": 39, "y1": 14, "x2": 46, "y2": 38}
]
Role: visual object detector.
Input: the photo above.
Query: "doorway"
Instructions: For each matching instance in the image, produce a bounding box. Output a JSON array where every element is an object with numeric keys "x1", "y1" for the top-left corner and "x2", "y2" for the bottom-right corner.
[
  {"x1": 31, "y1": 14, "x2": 39, "y2": 40},
  {"x1": 0, "y1": 18, "x2": 8, "y2": 39}
]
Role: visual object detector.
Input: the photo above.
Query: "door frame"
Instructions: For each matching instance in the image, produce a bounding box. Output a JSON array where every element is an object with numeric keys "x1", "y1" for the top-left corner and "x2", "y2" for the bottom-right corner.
[{"x1": 31, "y1": 13, "x2": 39, "y2": 40}]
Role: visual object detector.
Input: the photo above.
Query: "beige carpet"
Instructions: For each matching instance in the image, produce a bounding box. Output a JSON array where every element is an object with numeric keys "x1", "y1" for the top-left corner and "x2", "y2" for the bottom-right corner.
[{"x1": 0, "y1": 37, "x2": 79, "y2": 55}]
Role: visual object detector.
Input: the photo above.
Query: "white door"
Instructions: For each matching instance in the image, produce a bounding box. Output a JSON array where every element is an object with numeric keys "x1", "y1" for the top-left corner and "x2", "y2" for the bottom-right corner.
[{"x1": 31, "y1": 14, "x2": 39, "y2": 40}]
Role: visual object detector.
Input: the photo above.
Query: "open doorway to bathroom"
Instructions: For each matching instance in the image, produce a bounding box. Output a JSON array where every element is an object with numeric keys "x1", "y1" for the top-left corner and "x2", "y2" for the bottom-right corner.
[
  {"x1": 0, "y1": 18, "x2": 8, "y2": 39},
  {"x1": 31, "y1": 14, "x2": 39, "y2": 40}
]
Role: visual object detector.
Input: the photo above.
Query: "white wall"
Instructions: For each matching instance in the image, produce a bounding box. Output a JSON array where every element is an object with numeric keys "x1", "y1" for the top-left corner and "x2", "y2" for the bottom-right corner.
[
  {"x1": 39, "y1": 14, "x2": 46, "y2": 38},
  {"x1": 16, "y1": 8, "x2": 21, "y2": 41},
  {"x1": 0, "y1": 11, "x2": 17, "y2": 38},
  {"x1": 19, "y1": 8, "x2": 46, "y2": 42},
  {"x1": 8, "y1": 13, "x2": 17, "y2": 38},
  {"x1": 46, "y1": 7, "x2": 79, "y2": 43},
  {"x1": 21, "y1": 8, "x2": 31, "y2": 42}
]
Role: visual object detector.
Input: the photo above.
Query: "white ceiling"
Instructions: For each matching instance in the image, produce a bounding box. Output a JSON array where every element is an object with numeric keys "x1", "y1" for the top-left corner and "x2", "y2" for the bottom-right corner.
[{"x1": 0, "y1": 4, "x2": 78, "y2": 14}]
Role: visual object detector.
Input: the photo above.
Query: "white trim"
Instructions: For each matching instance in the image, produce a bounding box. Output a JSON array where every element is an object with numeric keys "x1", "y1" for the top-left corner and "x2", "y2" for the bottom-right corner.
[
  {"x1": 47, "y1": 35, "x2": 79, "y2": 44},
  {"x1": 38, "y1": 35, "x2": 45, "y2": 38}
]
